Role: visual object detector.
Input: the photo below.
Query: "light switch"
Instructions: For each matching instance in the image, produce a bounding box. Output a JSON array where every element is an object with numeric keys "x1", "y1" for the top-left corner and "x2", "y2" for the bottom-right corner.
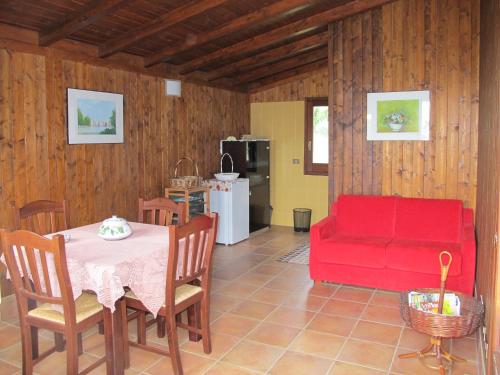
[{"x1": 292, "y1": 158, "x2": 300, "y2": 165}]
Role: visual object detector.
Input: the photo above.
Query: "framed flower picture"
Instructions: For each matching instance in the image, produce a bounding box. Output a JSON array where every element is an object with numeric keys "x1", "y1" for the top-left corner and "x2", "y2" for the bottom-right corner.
[
  {"x1": 367, "y1": 90, "x2": 430, "y2": 141},
  {"x1": 67, "y1": 88, "x2": 124, "y2": 144}
]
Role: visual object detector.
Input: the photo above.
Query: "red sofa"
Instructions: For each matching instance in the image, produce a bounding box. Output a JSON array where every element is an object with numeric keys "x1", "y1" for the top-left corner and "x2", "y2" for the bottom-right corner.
[{"x1": 310, "y1": 195, "x2": 476, "y2": 295}]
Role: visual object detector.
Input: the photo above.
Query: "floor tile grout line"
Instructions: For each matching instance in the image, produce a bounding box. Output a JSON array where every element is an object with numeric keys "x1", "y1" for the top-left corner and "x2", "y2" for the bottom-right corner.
[
  {"x1": 260, "y1": 282, "x2": 340, "y2": 374},
  {"x1": 324, "y1": 286, "x2": 413, "y2": 374},
  {"x1": 225, "y1": 261, "x2": 313, "y2": 374},
  {"x1": 327, "y1": 286, "x2": 377, "y2": 373},
  {"x1": 387, "y1": 315, "x2": 405, "y2": 375},
  {"x1": 200, "y1": 243, "x2": 308, "y2": 375},
  {"x1": 207, "y1": 251, "x2": 326, "y2": 374}
]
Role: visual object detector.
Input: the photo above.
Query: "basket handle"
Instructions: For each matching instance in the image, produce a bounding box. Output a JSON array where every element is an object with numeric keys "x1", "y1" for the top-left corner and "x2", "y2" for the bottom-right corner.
[
  {"x1": 438, "y1": 250, "x2": 453, "y2": 314},
  {"x1": 439, "y1": 251, "x2": 452, "y2": 283},
  {"x1": 174, "y1": 157, "x2": 199, "y2": 178},
  {"x1": 220, "y1": 153, "x2": 234, "y2": 173}
]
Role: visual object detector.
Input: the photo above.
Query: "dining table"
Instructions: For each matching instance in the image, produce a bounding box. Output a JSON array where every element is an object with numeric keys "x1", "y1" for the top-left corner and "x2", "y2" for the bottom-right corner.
[{"x1": 52, "y1": 221, "x2": 172, "y2": 375}]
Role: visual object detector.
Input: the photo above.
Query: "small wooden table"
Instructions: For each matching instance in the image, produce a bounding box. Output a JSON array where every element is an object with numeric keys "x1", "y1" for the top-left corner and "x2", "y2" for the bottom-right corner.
[{"x1": 165, "y1": 186, "x2": 210, "y2": 222}]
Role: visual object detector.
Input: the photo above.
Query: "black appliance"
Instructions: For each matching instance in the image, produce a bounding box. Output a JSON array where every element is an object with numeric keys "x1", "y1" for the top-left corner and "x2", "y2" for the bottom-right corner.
[{"x1": 221, "y1": 140, "x2": 271, "y2": 233}]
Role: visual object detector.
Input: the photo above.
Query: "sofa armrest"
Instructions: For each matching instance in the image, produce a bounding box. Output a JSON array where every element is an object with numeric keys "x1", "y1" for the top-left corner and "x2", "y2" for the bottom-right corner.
[
  {"x1": 462, "y1": 208, "x2": 475, "y2": 241},
  {"x1": 459, "y1": 208, "x2": 476, "y2": 295},
  {"x1": 310, "y1": 215, "x2": 336, "y2": 267},
  {"x1": 311, "y1": 215, "x2": 337, "y2": 243}
]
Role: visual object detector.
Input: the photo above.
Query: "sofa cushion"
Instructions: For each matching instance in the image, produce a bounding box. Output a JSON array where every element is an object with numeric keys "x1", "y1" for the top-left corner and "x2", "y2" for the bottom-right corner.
[
  {"x1": 394, "y1": 198, "x2": 463, "y2": 243},
  {"x1": 317, "y1": 235, "x2": 390, "y2": 269},
  {"x1": 386, "y1": 240, "x2": 462, "y2": 276},
  {"x1": 336, "y1": 195, "x2": 397, "y2": 237}
]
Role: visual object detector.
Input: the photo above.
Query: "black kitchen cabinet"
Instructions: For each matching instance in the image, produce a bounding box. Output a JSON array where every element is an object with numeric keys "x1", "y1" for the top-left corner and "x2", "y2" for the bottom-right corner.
[{"x1": 221, "y1": 140, "x2": 271, "y2": 232}]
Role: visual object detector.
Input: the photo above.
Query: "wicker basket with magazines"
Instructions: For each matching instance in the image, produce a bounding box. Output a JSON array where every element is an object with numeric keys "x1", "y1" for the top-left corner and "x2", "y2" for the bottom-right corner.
[
  {"x1": 398, "y1": 251, "x2": 484, "y2": 375},
  {"x1": 400, "y1": 288, "x2": 483, "y2": 339}
]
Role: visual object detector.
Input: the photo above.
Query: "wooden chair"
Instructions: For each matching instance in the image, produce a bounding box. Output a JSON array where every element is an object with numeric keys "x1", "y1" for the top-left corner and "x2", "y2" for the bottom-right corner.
[
  {"x1": 11, "y1": 199, "x2": 69, "y2": 234},
  {"x1": 124, "y1": 213, "x2": 218, "y2": 375},
  {"x1": 135, "y1": 197, "x2": 186, "y2": 337},
  {"x1": 0, "y1": 229, "x2": 111, "y2": 374},
  {"x1": 138, "y1": 197, "x2": 186, "y2": 226},
  {"x1": 10, "y1": 199, "x2": 70, "y2": 357}
]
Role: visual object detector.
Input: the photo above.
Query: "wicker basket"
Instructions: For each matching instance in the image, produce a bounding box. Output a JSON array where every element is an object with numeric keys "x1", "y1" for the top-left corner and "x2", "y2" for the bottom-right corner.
[
  {"x1": 400, "y1": 288, "x2": 484, "y2": 338},
  {"x1": 170, "y1": 157, "x2": 202, "y2": 189}
]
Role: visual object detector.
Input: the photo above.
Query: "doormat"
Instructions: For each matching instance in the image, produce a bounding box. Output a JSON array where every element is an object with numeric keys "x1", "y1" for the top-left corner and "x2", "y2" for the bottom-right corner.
[{"x1": 277, "y1": 243, "x2": 309, "y2": 265}]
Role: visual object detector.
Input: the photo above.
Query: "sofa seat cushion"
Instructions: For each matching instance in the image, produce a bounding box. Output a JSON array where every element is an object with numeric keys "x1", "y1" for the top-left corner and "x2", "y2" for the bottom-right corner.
[
  {"x1": 386, "y1": 240, "x2": 462, "y2": 276},
  {"x1": 317, "y1": 235, "x2": 390, "y2": 269}
]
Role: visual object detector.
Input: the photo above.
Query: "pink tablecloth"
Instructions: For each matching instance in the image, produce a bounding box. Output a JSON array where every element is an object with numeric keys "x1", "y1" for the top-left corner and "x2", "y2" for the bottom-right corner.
[{"x1": 61, "y1": 222, "x2": 168, "y2": 315}]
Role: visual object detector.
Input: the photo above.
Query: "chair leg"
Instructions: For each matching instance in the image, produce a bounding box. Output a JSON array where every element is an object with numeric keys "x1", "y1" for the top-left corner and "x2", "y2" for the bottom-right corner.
[
  {"x1": 187, "y1": 304, "x2": 201, "y2": 342},
  {"x1": 55, "y1": 332, "x2": 65, "y2": 352},
  {"x1": 157, "y1": 316, "x2": 166, "y2": 338},
  {"x1": 98, "y1": 321, "x2": 105, "y2": 334},
  {"x1": 77, "y1": 333, "x2": 83, "y2": 355},
  {"x1": 137, "y1": 311, "x2": 147, "y2": 345},
  {"x1": 200, "y1": 299, "x2": 211, "y2": 354},
  {"x1": 27, "y1": 299, "x2": 39, "y2": 359},
  {"x1": 29, "y1": 327, "x2": 39, "y2": 358},
  {"x1": 65, "y1": 333, "x2": 79, "y2": 375},
  {"x1": 53, "y1": 332, "x2": 82, "y2": 354},
  {"x1": 166, "y1": 316, "x2": 183, "y2": 375},
  {"x1": 22, "y1": 323, "x2": 34, "y2": 375},
  {"x1": 120, "y1": 299, "x2": 130, "y2": 368}
]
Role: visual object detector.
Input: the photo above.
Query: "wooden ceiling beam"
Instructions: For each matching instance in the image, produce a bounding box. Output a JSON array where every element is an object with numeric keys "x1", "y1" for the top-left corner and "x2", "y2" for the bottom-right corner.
[
  {"x1": 98, "y1": 0, "x2": 229, "y2": 58},
  {"x1": 38, "y1": 0, "x2": 129, "y2": 46},
  {"x1": 144, "y1": 0, "x2": 317, "y2": 67},
  {"x1": 206, "y1": 31, "x2": 328, "y2": 81},
  {"x1": 245, "y1": 58, "x2": 328, "y2": 92},
  {"x1": 177, "y1": 0, "x2": 395, "y2": 74},
  {"x1": 228, "y1": 47, "x2": 327, "y2": 86}
]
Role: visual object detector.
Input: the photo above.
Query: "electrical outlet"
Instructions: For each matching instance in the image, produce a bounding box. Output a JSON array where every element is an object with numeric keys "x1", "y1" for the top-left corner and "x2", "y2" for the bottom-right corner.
[{"x1": 292, "y1": 158, "x2": 300, "y2": 165}]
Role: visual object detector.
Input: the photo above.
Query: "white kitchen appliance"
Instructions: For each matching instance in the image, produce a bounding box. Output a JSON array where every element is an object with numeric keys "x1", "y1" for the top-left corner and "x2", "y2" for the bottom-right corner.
[{"x1": 208, "y1": 178, "x2": 249, "y2": 245}]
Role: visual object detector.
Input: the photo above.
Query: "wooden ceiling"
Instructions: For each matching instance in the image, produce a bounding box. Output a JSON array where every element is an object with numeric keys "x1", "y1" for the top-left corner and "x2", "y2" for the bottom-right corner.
[{"x1": 0, "y1": 0, "x2": 394, "y2": 92}]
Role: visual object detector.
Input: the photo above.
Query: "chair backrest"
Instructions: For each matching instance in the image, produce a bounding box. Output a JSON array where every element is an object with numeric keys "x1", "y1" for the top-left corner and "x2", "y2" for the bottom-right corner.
[
  {"x1": 11, "y1": 200, "x2": 69, "y2": 235},
  {"x1": 165, "y1": 214, "x2": 218, "y2": 306},
  {"x1": 0, "y1": 229, "x2": 76, "y2": 325},
  {"x1": 138, "y1": 197, "x2": 186, "y2": 226}
]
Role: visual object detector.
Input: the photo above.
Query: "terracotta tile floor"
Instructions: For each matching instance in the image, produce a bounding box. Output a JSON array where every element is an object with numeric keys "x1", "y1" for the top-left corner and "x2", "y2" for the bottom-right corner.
[{"x1": 0, "y1": 226, "x2": 480, "y2": 374}]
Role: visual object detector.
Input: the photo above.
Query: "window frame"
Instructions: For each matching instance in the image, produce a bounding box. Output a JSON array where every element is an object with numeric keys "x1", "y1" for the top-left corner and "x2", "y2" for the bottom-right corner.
[{"x1": 304, "y1": 97, "x2": 329, "y2": 176}]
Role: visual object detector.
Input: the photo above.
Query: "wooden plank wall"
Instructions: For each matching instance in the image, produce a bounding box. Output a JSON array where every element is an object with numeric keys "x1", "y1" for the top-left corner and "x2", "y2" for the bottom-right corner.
[
  {"x1": 476, "y1": 0, "x2": 500, "y2": 371},
  {"x1": 328, "y1": 0, "x2": 479, "y2": 208},
  {"x1": 0, "y1": 48, "x2": 249, "y2": 229},
  {"x1": 250, "y1": 68, "x2": 328, "y2": 103}
]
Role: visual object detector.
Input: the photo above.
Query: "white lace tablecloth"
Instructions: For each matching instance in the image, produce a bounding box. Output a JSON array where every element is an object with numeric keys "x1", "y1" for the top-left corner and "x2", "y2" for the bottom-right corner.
[{"x1": 60, "y1": 222, "x2": 168, "y2": 315}]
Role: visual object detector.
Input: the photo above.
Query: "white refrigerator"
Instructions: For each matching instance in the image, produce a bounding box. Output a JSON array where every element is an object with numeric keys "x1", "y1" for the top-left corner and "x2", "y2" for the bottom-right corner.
[{"x1": 209, "y1": 178, "x2": 249, "y2": 245}]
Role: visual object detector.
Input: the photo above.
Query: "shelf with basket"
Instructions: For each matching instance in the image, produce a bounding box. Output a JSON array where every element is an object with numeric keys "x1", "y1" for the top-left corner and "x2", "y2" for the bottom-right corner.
[{"x1": 166, "y1": 157, "x2": 210, "y2": 222}]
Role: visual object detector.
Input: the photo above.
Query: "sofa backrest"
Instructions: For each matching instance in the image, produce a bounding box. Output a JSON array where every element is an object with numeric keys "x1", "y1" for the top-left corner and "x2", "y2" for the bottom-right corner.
[
  {"x1": 394, "y1": 197, "x2": 463, "y2": 243},
  {"x1": 336, "y1": 195, "x2": 397, "y2": 237}
]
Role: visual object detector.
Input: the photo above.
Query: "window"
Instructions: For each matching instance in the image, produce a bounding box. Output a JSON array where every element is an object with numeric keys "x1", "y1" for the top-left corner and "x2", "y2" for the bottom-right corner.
[{"x1": 304, "y1": 97, "x2": 329, "y2": 175}]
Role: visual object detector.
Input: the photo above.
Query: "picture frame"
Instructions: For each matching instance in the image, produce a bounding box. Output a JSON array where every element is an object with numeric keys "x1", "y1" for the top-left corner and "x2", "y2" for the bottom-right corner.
[
  {"x1": 67, "y1": 88, "x2": 124, "y2": 144},
  {"x1": 367, "y1": 90, "x2": 430, "y2": 141}
]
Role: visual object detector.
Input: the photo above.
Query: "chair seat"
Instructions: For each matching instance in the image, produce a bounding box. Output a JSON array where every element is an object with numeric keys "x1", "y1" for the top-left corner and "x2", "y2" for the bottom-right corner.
[
  {"x1": 126, "y1": 284, "x2": 202, "y2": 306},
  {"x1": 28, "y1": 292, "x2": 103, "y2": 324}
]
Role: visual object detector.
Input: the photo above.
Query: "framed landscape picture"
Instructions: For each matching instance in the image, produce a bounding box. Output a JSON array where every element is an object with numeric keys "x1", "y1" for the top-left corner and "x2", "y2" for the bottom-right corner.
[
  {"x1": 67, "y1": 88, "x2": 124, "y2": 144},
  {"x1": 367, "y1": 90, "x2": 430, "y2": 141}
]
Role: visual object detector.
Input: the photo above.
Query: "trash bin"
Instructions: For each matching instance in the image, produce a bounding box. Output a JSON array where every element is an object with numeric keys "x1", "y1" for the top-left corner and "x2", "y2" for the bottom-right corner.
[{"x1": 293, "y1": 208, "x2": 312, "y2": 232}]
